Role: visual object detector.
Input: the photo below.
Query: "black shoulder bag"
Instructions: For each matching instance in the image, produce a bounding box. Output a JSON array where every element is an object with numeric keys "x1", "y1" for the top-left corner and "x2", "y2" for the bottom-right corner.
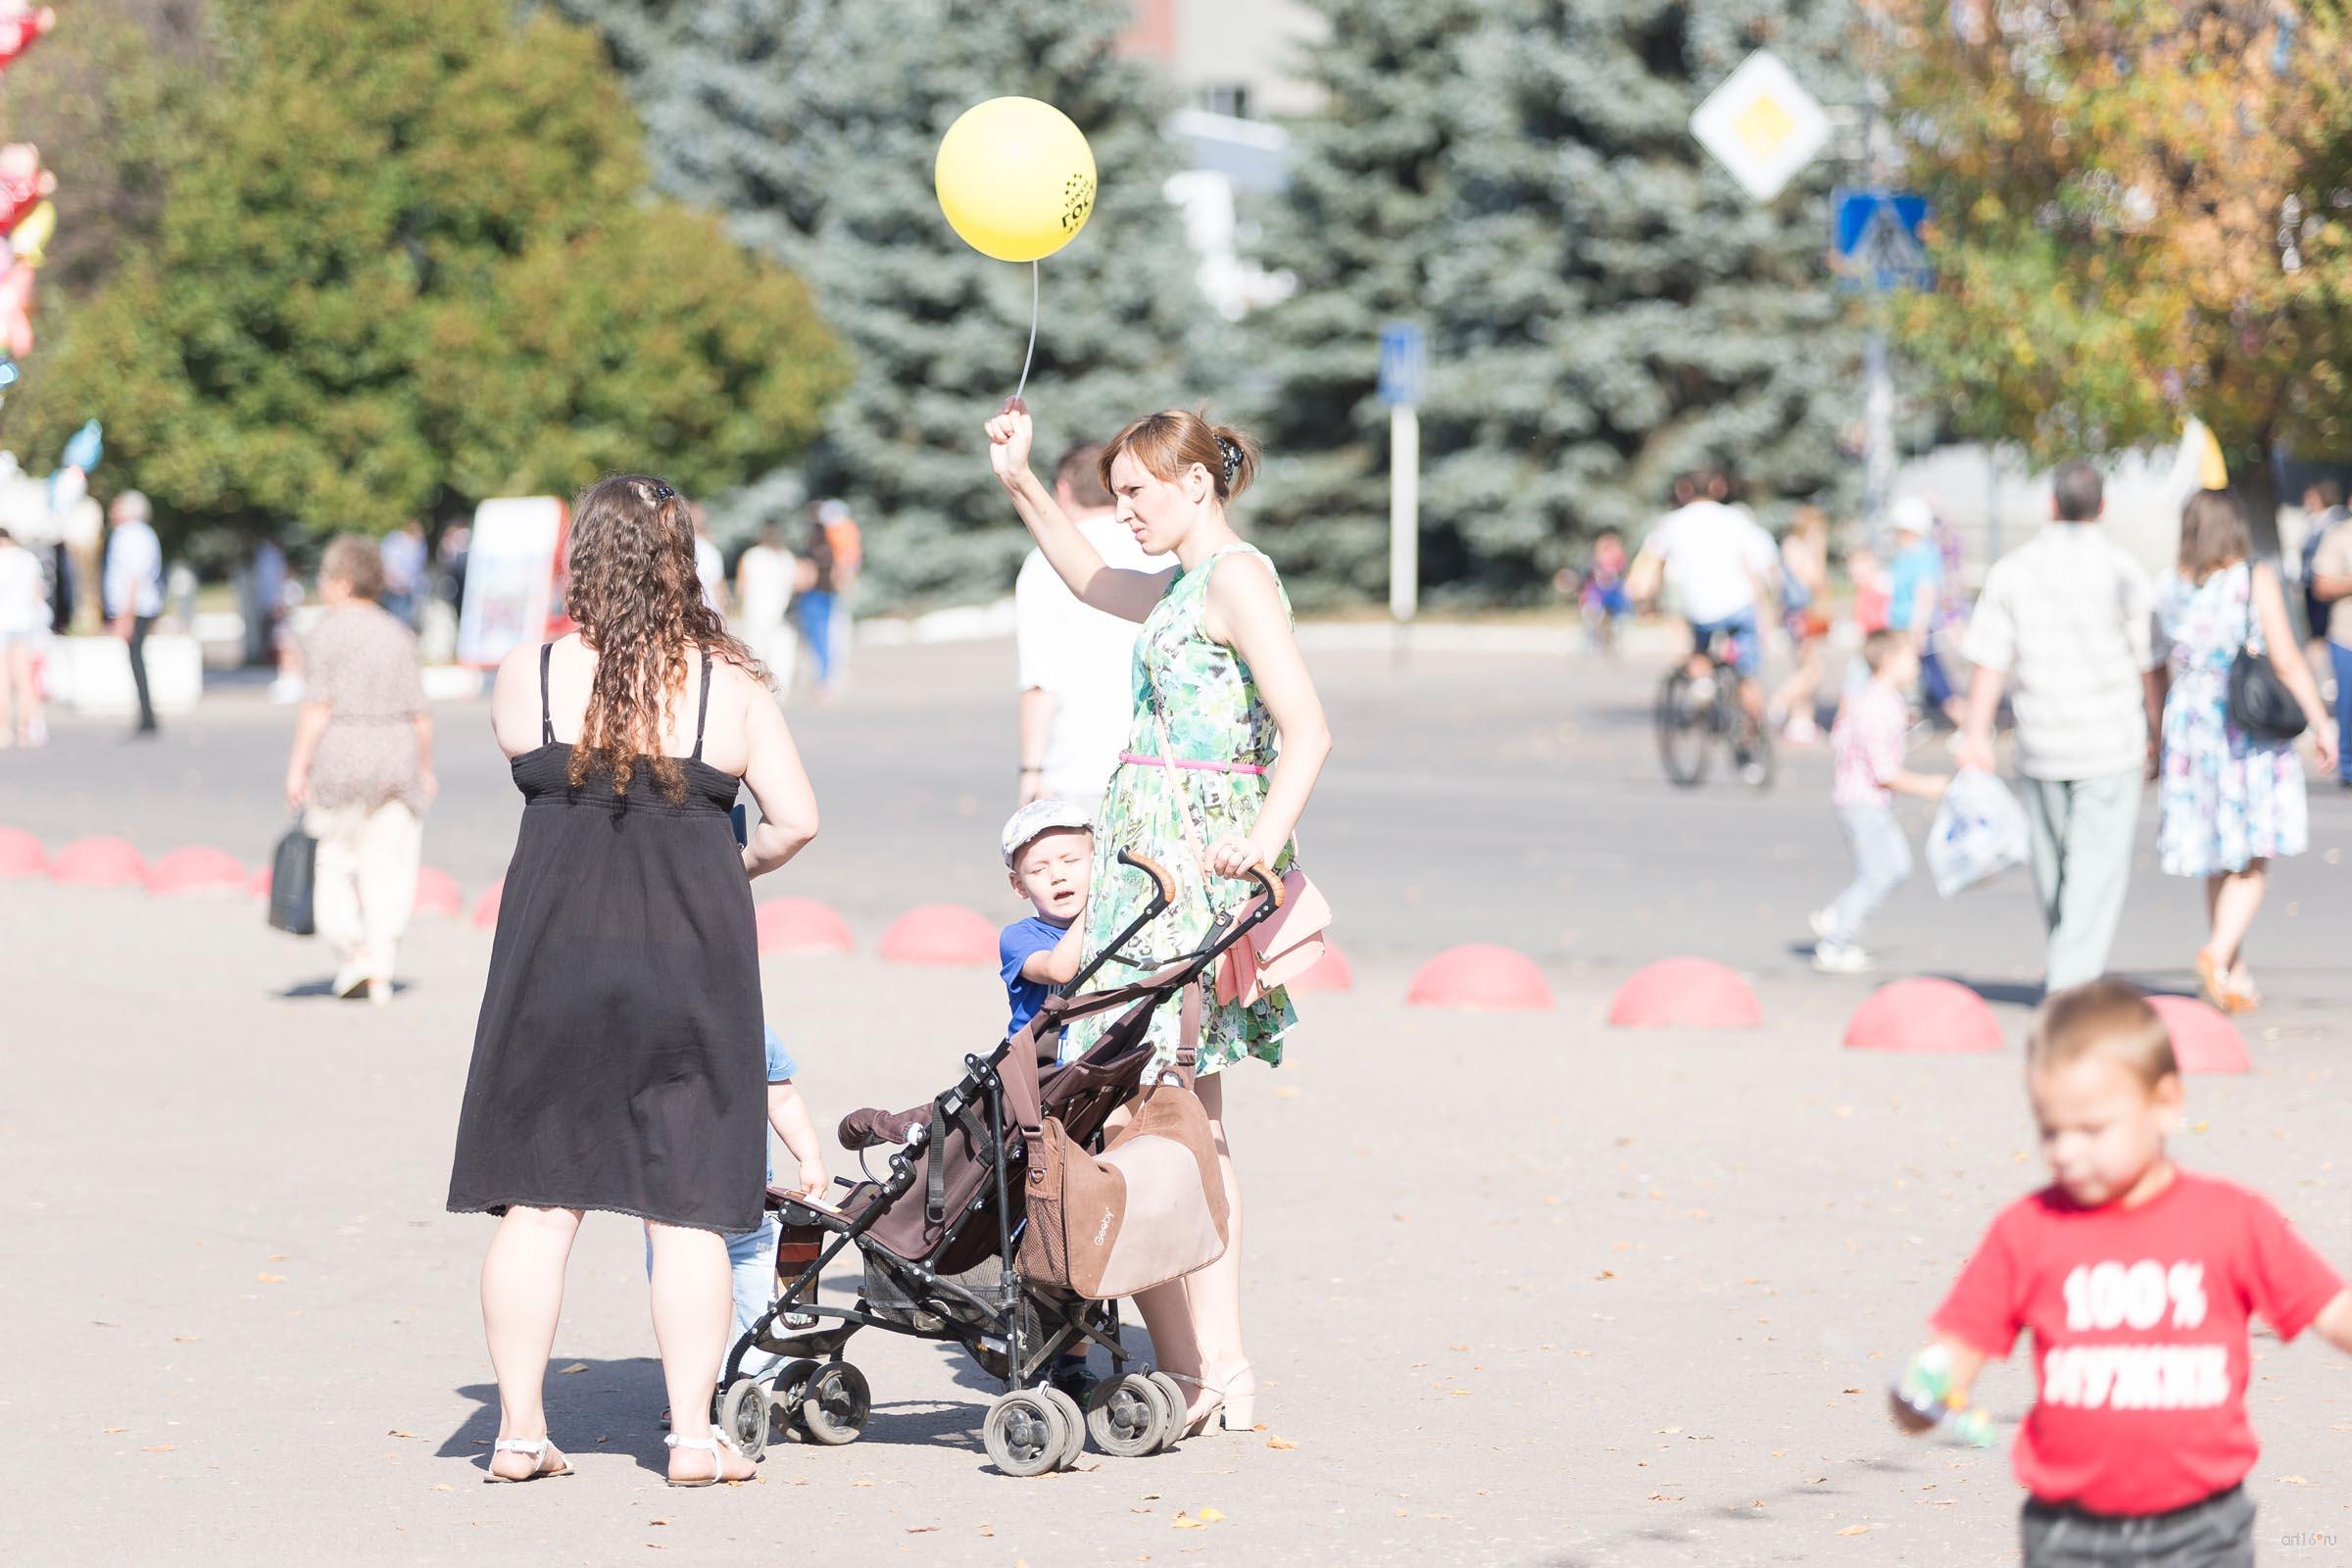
[{"x1": 2227, "y1": 564, "x2": 2307, "y2": 743}]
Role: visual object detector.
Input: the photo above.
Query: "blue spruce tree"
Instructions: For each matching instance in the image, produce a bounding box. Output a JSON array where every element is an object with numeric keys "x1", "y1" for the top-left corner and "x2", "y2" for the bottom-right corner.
[
  {"x1": 1254, "y1": 0, "x2": 1861, "y2": 605},
  {"x1": 560, "y1": 0, "x2": 1221, "y2": 603}
]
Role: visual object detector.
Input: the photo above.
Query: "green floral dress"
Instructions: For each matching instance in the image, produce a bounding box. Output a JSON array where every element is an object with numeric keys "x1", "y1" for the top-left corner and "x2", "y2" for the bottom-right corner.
[{"x1": 1061, "y1": 543, "x2": 1298, "y2": 1074}]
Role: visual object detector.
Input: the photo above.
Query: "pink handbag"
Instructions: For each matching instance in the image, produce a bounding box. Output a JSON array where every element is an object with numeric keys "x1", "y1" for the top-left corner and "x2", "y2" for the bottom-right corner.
[
  {"x1": 1151, "y1": 707, "x2": 1332, "y2": 1007},
  {"x1": 1214, "y1": 867, "x2": 1330, "y2": 1005}
]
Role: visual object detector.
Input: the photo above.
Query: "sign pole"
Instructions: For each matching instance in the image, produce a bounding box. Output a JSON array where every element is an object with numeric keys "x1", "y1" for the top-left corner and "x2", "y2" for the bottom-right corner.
[{"x1": 1390, "y1": 400, "x2": 1419, "y2": 626}]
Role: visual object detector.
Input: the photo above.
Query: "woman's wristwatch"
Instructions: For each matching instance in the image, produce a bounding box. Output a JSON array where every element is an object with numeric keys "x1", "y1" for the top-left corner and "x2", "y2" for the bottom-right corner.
[{"x1": 1019, "y1": 765, "x2": 1042, "y2": 775}]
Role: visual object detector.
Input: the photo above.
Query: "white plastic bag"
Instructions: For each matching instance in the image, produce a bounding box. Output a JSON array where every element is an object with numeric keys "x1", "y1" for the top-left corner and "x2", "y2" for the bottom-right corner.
[{"x1": 1927, "y1": 768, "x2": 2030, "y2": 899}]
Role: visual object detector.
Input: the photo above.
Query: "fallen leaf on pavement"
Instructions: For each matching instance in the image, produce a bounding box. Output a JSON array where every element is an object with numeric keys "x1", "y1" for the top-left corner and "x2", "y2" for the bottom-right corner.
[
  {"x1": 104, "y1": 1427, "x2": 127, "y2": 1434},
  {"x1": 2277, "y1": 1475, "x2": 2310, "y2": 1486},
  {"x1": 650, "y1": 1519, "x2": 670, "y2": 1527},
  {"x1": 1595, "y1": 1269, "x2": 1616, "y2": 1281},
  {"x1": 387, "y1": 1430, "x2": 417, "y2": 1439},
  {"x1": 559, "y1": 1363, "x2": 588, "y2": 1374},
  {"x1": 430, "y1": 1483, "x2": 452, "y2": 1492},
  {"x1": 906, "y1": 1526, "x2": 939, "y2": 1534},
  {"x1": 851, "y1": 1479, "x2": 875, "y2": 1488},
  {"x1": 269, "y1": 1253, "x2": 288, "y2": 1261},
  {"x1": 1770, "y1": 1449, "x2": 1787, "y2": 1457},
  {"x1": 1273, "y1": 1086, "x2": 1300, "y2": 1099},
  {"x1": 1172, "y1": 1516, "x2": 1204, "y2": 1530},
  {"x1": 1196, "y1": 1508, "x2": 1225, "y2": 1523},
  {"x1": 142, "y1": 1445, "x2": 174, "y2": 1453},
  {"x1": 1838, "y1": 1524, "x2": 1870, "y2": 1536},
  {"x1": 1266, "y1": 1436, "x2": 1298, "y2": 1450},
  {"x1": 256, "y1": 1273, "x2": 286, "y2": 1284},
  {"x1": 1646, "y1": 1493, "x2": 1683, "y2": 1502},
  {"x1": 173, "y1": 1336, "x2": 198, "y2": 1343}
]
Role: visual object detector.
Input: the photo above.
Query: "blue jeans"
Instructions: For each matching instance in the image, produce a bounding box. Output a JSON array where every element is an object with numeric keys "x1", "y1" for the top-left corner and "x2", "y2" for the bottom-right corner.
[
  {"x1": 796, "y1": 591, "x2": 837, "y2": 684},
  {"x1": 643, "y1": 1214, "x2": 783, "y2": 1380},
  {"x1": 2333, "y1": 643, "x2": 2352, "y2": 781},
  {"x1": 1688, "y1": 608, "x2": 1761, "y2": 678}
]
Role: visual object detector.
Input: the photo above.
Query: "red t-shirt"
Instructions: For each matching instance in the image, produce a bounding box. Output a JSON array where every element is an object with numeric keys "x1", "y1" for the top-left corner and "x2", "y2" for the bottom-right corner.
[{"x1": 1934, "y1": 1169, "x2": 2343, "y2": 1515}]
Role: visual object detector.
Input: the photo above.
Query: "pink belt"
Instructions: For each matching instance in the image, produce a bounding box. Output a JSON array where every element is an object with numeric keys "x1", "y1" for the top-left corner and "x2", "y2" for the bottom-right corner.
[{"x1": 1119, "y1": 752, "x2": 1267, "y2": 776}]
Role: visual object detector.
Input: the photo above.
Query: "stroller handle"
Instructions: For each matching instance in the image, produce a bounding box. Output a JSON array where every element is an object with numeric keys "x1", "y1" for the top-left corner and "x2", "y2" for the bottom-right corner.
[
  {"x1": 1239, "y1": 862, "x2": 1283, "y2": 908},
  {"x1": 1118, "y1": 847, "x2": 1178, "y2": 907}
]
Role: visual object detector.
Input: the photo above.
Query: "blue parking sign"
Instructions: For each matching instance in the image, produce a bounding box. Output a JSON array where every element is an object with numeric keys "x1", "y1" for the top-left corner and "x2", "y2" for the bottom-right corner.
[{"x1": 1379, "y1": 322, "x2": 1427, "y2": 407}]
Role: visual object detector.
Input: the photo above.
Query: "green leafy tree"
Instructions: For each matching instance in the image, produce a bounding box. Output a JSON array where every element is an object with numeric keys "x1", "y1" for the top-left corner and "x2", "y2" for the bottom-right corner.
[
  {"x1": 559, "y1": 0, "x2": 1218, "y2": 604},
  {"x1": 1874, "y1": 0, "x2": 2352, "y2": 534},
  {"x1": 6, "y1": 0, "x2": 847, "y2": 540},
  {"x1": 1252, "y1": 0, "x2": 1861, "y2": 607}
]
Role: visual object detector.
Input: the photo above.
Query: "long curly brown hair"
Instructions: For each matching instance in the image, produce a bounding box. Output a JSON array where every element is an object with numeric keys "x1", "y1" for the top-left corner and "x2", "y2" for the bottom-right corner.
[{"x1": 564, "y1": 474, "x2": 760, "y2": 803}]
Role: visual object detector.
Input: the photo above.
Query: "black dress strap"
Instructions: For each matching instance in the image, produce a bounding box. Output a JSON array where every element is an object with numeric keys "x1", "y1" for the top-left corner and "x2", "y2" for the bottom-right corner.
[
  {"x1": 538, "y1": 642, "x2": 556, "y2": 746},
  {"x1": 691, "y1": 650, "x2": 712, "y2": 762}
]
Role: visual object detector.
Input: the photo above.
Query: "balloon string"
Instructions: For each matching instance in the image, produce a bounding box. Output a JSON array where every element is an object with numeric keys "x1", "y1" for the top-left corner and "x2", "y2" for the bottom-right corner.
[{"x1": 1013, "y1": 260, "x2": 1039, "y2": 404}]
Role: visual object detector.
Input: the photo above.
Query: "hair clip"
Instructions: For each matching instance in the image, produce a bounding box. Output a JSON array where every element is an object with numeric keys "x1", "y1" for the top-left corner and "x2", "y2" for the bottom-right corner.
[
  {"x1": 649, "y1": 481, "x2": 676, "y2": 503},
  {"x1": 1214, "y1": 435, "x2": 1242, "y2": 485}
]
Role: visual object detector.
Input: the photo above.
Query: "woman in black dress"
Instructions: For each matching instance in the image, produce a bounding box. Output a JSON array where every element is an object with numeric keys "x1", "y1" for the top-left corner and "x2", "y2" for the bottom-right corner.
[{"x1": 448, "y1": 475, "x2": 819, "y2": 1486}]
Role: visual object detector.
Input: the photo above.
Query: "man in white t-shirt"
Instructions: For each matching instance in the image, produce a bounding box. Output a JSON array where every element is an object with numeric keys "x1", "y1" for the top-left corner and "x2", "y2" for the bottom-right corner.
[
  {"x1": 1014, "y1": 441, "x2": 1168, "y2": 812},
  {"x1": 1632, "y1": 469, "x2": 1781, "y2": 717}
]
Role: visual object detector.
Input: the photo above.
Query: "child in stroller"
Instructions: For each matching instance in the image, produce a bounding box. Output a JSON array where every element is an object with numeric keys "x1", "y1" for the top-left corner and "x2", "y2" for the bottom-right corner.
[{"x1": 712, "y1": 849, "x2": 1284, "y2": 1477}]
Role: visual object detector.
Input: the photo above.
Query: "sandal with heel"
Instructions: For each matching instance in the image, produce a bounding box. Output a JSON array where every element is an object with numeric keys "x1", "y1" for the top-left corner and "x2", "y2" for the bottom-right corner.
[
  {"x1": 663, "y1": 1431, "x2": 753, "y2": 1488},
  {"x1": 1163, "y1": 1364, "x2": 1258, "y2": 1438},
  {"x1": 482, "y1": 1437, "x2": 572, "y2": 1484}
]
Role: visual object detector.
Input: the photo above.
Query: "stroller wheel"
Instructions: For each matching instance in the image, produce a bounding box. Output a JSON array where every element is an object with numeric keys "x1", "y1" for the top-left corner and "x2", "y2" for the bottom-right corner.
[
  {"x1": 984, "y1": 1390, "x2": 1068, "y2": 1479},
  {"x1": 770, "y1": 1357, "x2": 820, "y2": 1438},
  {"x1": 1086, "y1": 1374, "x2": 1166, "y2": 1458},
  {"x1": 718, "y1": 1377, "x2": 771, "y2": 1461},
  {"x1": 1144, "y1": 1371, "x2": 1187, "y2": 1450},
  {"x1": 799, "y1": 1362, "x2": 870, "y2": 1446},
  {"x1": 1040, "y1": 1384, "x2": 1087, "y2": 1469}
]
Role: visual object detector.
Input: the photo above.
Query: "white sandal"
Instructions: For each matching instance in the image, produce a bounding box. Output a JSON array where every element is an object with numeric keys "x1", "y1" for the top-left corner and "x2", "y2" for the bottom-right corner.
[
  {"x1": 483, "y1": 1436, "x2": 572, "y2": 1484},
  {"x1": 663, "y1": 1431, "x2": 751, "y2": 1488},
  {"x1": 1163, "y1": 1364, "x2": 1257, "y2": 1437}
]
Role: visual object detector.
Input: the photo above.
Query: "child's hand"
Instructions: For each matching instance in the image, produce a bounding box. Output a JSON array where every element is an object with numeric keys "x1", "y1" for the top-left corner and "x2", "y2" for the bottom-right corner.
[{"x1": 795, "y1": 1157, "x2": 831, "y2": 1202}]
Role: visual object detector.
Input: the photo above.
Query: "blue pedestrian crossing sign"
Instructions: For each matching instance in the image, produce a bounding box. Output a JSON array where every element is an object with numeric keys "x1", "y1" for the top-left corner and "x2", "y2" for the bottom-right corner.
[
  {"x1": 1379, "y1": 321, "x2": 1427, "y2": 407},
  {"x1": 1834, "y1": 189, "x2": 1932, "y2": 293}
]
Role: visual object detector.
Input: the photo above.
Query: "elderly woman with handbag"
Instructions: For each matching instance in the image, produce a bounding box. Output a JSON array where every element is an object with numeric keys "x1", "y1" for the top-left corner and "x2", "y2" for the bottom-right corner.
[
  {"x1": 2153, "y1": 491, "x2": 2337, "y2": 1013},
  {"x1": 283, "y1": 535, "x2": 436, "y2": 1004},
  {"x1": 985, "y1": 398, "x2": 1333, "y2": 1440}
]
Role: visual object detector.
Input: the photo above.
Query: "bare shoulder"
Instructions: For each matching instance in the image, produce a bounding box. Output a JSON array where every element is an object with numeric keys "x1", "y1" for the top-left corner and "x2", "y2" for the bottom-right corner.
[
  {"x1": 488, "y1": 641, "x2": 546, "y2": 756},
  {"x1": 1206, "y1": 548, "x2": 1283, "y2": 607}
]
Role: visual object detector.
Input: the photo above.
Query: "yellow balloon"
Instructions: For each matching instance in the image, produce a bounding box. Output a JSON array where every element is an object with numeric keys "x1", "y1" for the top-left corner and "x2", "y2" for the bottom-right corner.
[
  {"x1": 7, "y1": 198, "x2": 52, "y2": 270},
  {"x1": 934, "y1": 97, "x2": 1096, "y2": 264}
]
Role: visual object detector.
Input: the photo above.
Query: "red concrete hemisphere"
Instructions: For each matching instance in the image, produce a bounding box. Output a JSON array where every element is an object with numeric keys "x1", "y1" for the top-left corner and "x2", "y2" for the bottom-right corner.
[
  {"x1": 146, "y1": 846, "x2": 250, "y2": 897},
  {"x1": 2144, "y1": 994, "x2": 2251, "y2": 1075},
  {"x1": 413, "y1": 866, "x2": 464, "y2": 918},
  {"x1": 878, "y1": 903, "x2": 998, "y2": 966},
  {"x1": 0, "y1": 825, "x2": 46, "y2": 878},
  {"x1": 470, "y1": 879, "x2": 504, "y2": 930},
  {"x1": 757, "y1": 897, "x2": 856, "y2": 956},
  {"x1": 1842, "y1": 976, "x2": 2004, "y2": 1054},
  {"x1": 50, "y1": 836, "x2": 147, "y2": 889},
  {"x1": 1286, "y1": 940, "x2": 1354, "y2": 994},
  {"x1": 1406, "y1": 944, "x2": 1555, "y2": 1010},
  {"x1": 1607, "y1": 956, "x2": 1762, "y2": 1029}
]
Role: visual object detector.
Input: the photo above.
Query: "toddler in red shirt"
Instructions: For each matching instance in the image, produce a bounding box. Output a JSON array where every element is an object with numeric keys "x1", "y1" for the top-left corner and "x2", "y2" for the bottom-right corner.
[{"x1": 1895, "y1": 980, "x2": 2352, "y2": 1566}]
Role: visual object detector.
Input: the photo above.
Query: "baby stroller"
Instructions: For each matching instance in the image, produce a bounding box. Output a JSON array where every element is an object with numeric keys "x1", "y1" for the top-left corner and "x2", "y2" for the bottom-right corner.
[{"x1": 715, "y1": 850, "x2": 1284, "y2": 1478}]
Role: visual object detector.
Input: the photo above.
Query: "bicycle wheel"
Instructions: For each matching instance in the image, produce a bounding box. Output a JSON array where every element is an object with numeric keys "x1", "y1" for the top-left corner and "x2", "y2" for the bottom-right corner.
[{"x1": 1655, "y1": 667, "x2": 1712, "y2": 787}]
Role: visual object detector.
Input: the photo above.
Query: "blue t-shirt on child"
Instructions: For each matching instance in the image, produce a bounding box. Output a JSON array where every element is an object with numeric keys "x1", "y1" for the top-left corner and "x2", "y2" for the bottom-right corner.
[{"x1": 1001, "y1": 914, "x2": 1074, "y2": 1036}]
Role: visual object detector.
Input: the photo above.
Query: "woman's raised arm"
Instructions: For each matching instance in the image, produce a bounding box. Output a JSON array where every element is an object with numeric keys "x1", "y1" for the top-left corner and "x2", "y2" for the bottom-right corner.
[{"x1": 986, "y1": 398, "x2": 1170, "y2": 623}]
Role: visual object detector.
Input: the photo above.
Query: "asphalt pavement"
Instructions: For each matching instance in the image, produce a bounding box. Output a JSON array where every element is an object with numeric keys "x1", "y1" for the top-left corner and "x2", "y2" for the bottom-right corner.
[{"x1": 3, "y1": 632, "x2": 2347, "y2": 1565}]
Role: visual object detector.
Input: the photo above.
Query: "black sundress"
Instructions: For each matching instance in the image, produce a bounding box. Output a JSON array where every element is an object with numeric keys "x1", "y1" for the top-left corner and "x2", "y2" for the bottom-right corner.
[{"x1": 446, "y1": 643, "x2": 764, "y2": 1234}]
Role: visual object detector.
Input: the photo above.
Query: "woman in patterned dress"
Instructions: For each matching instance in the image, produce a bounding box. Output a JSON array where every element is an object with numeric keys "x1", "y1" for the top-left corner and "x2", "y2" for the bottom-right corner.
[
  {"x1": 2153, "y1": 491, "x2": 2335, "y2": 1012},
  {"x1": 984, "y1": 398, "x2": 1332, "y2": 1437}
]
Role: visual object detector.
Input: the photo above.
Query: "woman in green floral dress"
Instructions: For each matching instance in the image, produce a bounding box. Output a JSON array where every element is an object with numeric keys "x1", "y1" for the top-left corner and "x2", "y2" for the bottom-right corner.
[{"x1": 985, "y1": 398, "x2": 1333, "y2": 1439}]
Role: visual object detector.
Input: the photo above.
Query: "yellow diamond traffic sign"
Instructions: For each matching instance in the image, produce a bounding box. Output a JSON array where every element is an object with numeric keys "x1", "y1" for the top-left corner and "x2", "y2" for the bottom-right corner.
[{"x1": 1691, "y1": 50, "x2": 1831, "y2": 203}]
